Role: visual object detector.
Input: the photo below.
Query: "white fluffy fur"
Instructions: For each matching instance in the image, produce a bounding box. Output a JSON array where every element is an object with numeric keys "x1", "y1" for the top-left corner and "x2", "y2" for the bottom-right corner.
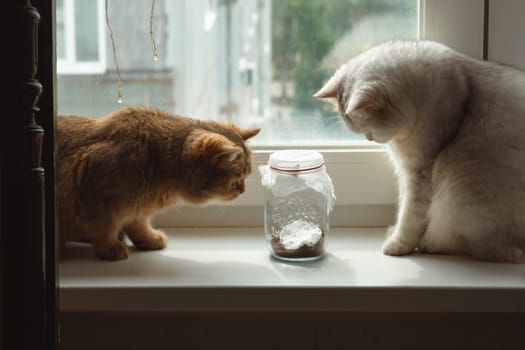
[{"x1": 316, "y1": 40, "x2": 525, "y2": 263}]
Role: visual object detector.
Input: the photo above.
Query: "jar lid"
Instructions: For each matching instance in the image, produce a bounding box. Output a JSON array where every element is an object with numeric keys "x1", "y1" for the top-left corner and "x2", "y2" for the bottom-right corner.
[{"x1": 268, "y1": 150, "x2": 325, "y2": 172}]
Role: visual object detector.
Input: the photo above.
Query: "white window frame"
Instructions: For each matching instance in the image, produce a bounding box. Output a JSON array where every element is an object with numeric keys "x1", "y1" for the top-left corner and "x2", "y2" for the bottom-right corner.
[
  {"x1": 153, "y1": 0, "x2": 486, "y2": 228},
  {"x1": 57, "y1": 0, "x2": 107, "y2": 75},
  {"x1": 487, "y1": 0, "x2": 525, "y2": 69}
]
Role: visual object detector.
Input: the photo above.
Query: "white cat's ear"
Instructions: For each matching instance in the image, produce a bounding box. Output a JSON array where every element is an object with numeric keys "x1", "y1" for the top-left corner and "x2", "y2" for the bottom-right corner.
[
  {"x1": 314, "y1": 64, "x2": 347, "y2": 99},
  {"x1": 346, "y1": 93, "x2": 371, "y2": 114},
  {"x1": 345, "y1": 89, "x2": 383, "y2": 114}
]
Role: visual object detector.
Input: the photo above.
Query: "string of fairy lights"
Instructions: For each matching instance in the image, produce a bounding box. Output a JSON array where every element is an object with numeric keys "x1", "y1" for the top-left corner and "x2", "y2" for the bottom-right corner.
[{"x1": 104, "y1": 0, "x2": 158, "y2": 104}]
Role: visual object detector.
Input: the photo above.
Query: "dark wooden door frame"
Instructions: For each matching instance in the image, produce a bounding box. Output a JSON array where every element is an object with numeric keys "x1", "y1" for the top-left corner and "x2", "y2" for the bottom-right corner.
[{"x1": 2, "y1": 0, "x2": 58, "y2": 349}]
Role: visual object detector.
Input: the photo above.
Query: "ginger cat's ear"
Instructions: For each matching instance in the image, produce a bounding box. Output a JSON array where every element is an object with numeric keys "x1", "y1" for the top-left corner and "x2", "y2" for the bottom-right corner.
[
  {"x1": 224, "y1": 122, "x2": 260, "y2": 140},
  {"x1": 214, "y1": 145, "x2": 243, "y2": 165},
  {"x1": 238, "y1": 127, "x2": 260, "y2": 140},
  {"x1": 185, "y1": 130, "x2": 243, "y2": 166},
  {"x1": 314, "y1": 64, "x2": 347, "y2": 99}
]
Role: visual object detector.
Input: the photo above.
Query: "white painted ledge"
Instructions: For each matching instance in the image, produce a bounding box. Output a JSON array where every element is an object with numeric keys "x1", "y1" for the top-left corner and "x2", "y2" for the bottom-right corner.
[{"x1": 59, "y1": 227, "x2": 525, "y2": 313}]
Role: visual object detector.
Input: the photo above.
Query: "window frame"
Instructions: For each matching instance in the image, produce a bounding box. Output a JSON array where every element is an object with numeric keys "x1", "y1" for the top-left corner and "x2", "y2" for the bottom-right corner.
[
  {"x1": 153, "y1": 0, "x2": 486, "y2": 228},
  {"x1": 56, "y1": 0, "x2": 107, "y2": 75},
  {"x1": 56, "y1": 0, "x2": 525, "y2": 331}
]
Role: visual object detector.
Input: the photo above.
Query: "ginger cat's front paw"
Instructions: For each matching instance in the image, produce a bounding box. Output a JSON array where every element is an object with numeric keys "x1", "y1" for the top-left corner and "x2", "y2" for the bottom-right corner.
[
  {"x1": 132, "y1": 229, "x2": 167, "y2": 251},
  {"x1": 95, "y1": 240, "x2": 129, "y2": 261},
  {"x1": 382, "y1": 235, "x2": 416, "y2": 256}
]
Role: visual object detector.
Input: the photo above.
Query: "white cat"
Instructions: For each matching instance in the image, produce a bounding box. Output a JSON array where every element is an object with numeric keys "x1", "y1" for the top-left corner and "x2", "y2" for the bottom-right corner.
[{"x1": 315, "y1": 40, "x2": 525, "y2": 263}]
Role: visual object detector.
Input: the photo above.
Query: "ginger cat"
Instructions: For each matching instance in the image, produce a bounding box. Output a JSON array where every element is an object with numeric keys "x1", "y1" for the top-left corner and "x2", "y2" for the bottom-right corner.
[{"x1": 57, "y1": 106, "x2": 260, "y2": 260}]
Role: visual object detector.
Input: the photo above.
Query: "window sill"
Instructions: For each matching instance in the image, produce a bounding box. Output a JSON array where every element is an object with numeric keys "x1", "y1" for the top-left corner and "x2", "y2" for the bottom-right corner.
[{"x1": 59, "y1": 227, "x2": 525, "y2": 313}]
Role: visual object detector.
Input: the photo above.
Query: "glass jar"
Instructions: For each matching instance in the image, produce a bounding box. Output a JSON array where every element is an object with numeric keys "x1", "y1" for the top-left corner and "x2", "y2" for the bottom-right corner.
[{"x1": 260, "y1": 150, "x2": 335, "y2": 262}]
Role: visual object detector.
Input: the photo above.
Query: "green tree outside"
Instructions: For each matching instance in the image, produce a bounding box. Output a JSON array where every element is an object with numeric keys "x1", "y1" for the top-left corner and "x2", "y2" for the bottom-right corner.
[{"x1": 271, "y1": 0, "x2": 417, "y2": 115}]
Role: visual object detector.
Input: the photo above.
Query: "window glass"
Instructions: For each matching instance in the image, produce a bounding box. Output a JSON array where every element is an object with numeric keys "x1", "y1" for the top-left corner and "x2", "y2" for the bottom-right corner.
[
  {"x1": 56, "y1": 0, "x2": 65, "y2": 59},
  {"x1": 74, "y1": 0, "x2": 99, "y2": 61},
  {"x1": 57, "y1": 0, "x2": 418, "y2": 146}
]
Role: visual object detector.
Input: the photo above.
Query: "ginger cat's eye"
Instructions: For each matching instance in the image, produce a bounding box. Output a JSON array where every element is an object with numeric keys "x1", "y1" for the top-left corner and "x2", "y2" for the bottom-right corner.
[{"x1": 231, "y1": 180, "x2": 241, "y2": 190}]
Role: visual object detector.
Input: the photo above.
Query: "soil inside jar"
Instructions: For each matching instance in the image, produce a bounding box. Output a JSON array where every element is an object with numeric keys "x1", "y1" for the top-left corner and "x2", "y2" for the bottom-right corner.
[{"x1": 270, "y1": 231, "x2": 325, "y2": 259}]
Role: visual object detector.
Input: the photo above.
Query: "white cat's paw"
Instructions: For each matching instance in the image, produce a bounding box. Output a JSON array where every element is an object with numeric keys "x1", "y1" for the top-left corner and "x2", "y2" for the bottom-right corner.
[{"x1": 382, "y1": 236, "x2": 416, "y2": 256}]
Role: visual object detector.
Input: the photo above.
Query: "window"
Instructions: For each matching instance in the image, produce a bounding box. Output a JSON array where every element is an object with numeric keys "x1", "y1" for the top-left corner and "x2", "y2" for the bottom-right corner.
[
  {"x1": 56, "y1": 0, "x2": 525, "y2": 333},
  {"x1": 487, "y1": 0, "x2": 525, "y2": 69},
  {"x1": 57, "y1": 0, "x2": 417, "y2": 143},
  {"x1": 57, "y1": 0, "x2": 106, "y2": 74},
  {"x1": 56, "y1": 0, "x2": 485, "y2": 227}
]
